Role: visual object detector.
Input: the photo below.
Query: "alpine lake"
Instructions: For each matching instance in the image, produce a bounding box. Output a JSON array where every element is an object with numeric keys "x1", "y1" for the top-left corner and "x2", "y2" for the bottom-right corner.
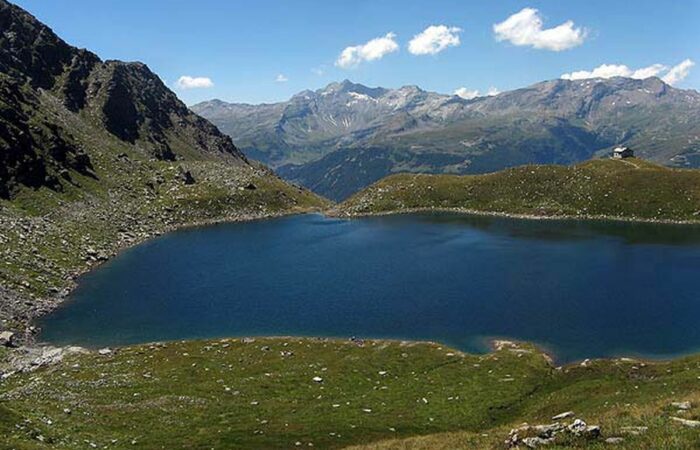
[{"x1": 38, "y1": 213, "x2": 700, "y2": 364}]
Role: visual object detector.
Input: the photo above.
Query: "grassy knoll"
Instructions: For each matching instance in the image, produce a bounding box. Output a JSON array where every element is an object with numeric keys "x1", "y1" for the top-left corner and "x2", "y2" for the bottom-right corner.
[
  {"x1": 338, "y1": 158, "x2": 700, "y2": 222},
  {"x1": 1, "y1": 338, "x2": 699, "y2": 449}
]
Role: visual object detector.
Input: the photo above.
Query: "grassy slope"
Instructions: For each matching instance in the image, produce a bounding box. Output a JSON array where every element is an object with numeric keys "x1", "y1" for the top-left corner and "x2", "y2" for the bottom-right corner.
[
  {"x1": 338, "y1": 158, "x2": 700, "y2": 222},
  {"x1": 0, "y1": 338, "x2": 699, "y2": 449}
]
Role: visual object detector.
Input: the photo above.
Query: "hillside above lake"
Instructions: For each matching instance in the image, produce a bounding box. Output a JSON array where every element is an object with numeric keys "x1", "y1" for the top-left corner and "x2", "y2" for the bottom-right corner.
[
  {"x1": 338, "y1": 158, "x2": 700, "y2": 222},
  {"x1": 0, "y1": 0, "x2": 327, "y2": 337},
  {"x1": 194, "y1": 78, "x2": 700, "y2": 200}
]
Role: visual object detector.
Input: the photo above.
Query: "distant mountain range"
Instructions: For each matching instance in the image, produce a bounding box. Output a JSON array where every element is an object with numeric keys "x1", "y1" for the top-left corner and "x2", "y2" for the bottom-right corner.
[{"x1": 193, "y1": 78, "x2": 700, "y2": 200}]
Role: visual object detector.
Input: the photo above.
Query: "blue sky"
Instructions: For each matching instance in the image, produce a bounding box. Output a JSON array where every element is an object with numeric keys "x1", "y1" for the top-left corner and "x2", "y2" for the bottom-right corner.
[{"x1": 14, "y1": 0, "x2": 700, "y2": 105}]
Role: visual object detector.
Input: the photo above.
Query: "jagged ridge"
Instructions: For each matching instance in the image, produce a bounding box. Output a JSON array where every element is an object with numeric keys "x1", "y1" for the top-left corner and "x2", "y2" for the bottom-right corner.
[
  {"x1": 0, "y1": 0, "x2": 246, "y2": 198},
  {"x1": 194, "y1": 77, "x2": 700, "y2": 201}
]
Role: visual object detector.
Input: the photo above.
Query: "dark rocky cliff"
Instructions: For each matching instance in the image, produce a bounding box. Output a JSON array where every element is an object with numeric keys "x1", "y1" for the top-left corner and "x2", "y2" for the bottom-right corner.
[{"x1": 0, "y1": 0, "x2": 246, "y2": 199}]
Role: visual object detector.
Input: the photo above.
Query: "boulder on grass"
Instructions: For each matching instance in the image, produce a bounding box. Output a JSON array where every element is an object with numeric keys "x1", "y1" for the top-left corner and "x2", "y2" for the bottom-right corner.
[{"x1": 0, "y1": 331, "x2": 16, "y2": 347}]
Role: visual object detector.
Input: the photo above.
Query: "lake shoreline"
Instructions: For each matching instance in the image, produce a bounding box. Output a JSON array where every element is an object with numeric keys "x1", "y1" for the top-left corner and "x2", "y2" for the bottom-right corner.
[
  {"x1": 13, "y1": 207, "x2": 700, "y2": 370},
  {"x1": 28, "y1": 205, "x2": 700, "y2": 340},
  {"x1": 330, "y1": 206, "x2": 700, "y2": 226},
  {"x1": 12, "y1": 333, "x2": 694, "y2": 377},
  {"x1": 37, "y1": 326, "x2": 700, "y2": 371},
  {"x1": 5, "y1": 207, "x2": 321, "y2": 348}
]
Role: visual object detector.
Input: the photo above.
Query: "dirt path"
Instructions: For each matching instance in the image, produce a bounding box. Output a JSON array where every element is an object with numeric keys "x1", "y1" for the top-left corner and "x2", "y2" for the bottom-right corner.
[{"x1": 615, "y1": 158, "x2": 642, "y2": 169}]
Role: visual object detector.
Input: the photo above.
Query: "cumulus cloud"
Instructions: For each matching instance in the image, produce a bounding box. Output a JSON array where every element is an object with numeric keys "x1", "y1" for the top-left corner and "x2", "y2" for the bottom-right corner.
[
  {"x1": 561, "y1": 59, "x2": 694, "y2": 85},
  {"x1": 662, "y1": 59, "x2": 695, "y2": 85},
  {"x1": 336, "y1": 33, "x2": 399, "y2": 68},
  {"x1": 562, "y1": 64, "x2": 651, "y2": 80},
  {"x1": 454, "y1": 87, "x2": 480, "y2": 100},
  {"x1": 175, "y1": 76, "x2": 214, "y2": 89},
  {"x1": 408, "y1": 25, "x2": 462, "y2": 55},
  {"x1": 493, "y1": 8, "x2": 586, "y2": 51},
  {"x1": 453, "y1": 87, "x2": 500, "y2": 99},
  {"x1": 275, "y1": 74, "x2": 288, "y2": 82},
  {"x1": 631, "y1": 64, "x2": 667, "y2": 79}
]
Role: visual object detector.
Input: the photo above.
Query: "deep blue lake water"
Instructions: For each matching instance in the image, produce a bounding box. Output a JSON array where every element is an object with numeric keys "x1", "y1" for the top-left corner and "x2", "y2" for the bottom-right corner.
[{"x1": 38, "y1": 213, "x2": 700, "y2": 363}]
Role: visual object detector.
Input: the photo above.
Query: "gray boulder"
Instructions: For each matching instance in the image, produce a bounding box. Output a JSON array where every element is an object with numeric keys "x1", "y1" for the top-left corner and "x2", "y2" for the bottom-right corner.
[{"x1": 0, "y1": 331, "x2": 15, "y2": 347}]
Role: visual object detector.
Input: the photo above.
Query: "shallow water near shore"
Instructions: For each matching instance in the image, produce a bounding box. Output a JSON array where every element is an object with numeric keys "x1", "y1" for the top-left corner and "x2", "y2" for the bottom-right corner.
[{"x1": 38, "y1": 213, "x2": 700, "y2": 363}]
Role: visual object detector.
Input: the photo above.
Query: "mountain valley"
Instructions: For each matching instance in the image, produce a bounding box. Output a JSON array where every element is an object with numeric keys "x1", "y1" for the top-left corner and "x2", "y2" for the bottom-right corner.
[{"x1": 195, "y1": 78, "x2": 700, "y2": 200}]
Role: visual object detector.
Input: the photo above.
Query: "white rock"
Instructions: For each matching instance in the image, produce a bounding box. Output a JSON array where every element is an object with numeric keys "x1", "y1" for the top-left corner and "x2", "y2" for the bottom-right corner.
[
  {"x1": 620, "y1": 426, "x2": 647, "y2": 435},
  {"x1": 522, "y1": 436, "x2": 554, "y2": 448},
  {"x1": 0, "y1": 331, "x2": 15, "y2": 347},
  {"x1": 671, "y1": 401, "x2": 692, "y2": 410},
  {"x1": 552, "y1": 411, "x2": 575, "y2": 420},
  {"x1": 671, "y1": 417, "x2": 700, "y2": 428}
]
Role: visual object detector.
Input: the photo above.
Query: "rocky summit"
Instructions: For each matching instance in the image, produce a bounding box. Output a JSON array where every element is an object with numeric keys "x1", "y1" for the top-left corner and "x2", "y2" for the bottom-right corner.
[
  {"x1": 0, "y1": 0, "x2": 249, "y2": 199},
  {"x1": 194, "y1": 77, "x2": 700, "y2": 200}
]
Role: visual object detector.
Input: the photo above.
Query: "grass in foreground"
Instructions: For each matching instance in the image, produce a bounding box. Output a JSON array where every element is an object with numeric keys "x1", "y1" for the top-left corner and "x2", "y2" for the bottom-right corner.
[
  {"x1": 339, "y1": 158, "x2": 700, "y2": 222},
  {"x1": 1, "y1": 338, "x2": 699, "y2": 449}
]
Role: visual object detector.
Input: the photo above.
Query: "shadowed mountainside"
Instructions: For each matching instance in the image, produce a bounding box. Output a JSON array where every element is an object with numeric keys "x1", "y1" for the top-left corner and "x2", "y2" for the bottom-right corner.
[{"x1": 0, "y1": 0, "x2": 250, "y2": 198}]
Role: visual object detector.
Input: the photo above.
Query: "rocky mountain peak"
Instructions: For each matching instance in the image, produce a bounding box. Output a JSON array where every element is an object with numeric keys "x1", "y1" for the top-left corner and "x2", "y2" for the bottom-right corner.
[
  {"x1": 194, "y1": 75, "x2": 700, "y2": 200},
  {"x1": 319, "y1": 80, "x2": 387, "y2": 99},
  {"x1": 0, "y1": 0, "x2": 91, "y2": 90},
  {"x1": 396, "y1": 84, "x2": 424, "y2": 94},
  {"x1": 0, "y1": 0, "x2": 248, "y2": 198}
]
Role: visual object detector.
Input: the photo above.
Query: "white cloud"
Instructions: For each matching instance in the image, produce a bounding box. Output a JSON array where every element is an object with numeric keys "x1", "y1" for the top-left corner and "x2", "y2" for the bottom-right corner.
[
  {"x1": 336, "y1": 33, "x2": 399, "y2": 69},
  {"x1": 562, "y1": 64, "x2": 636, "y2": 80},
  {"x1": 662, "y1": 59, "x2": 695, "y2": 85},
  {"x1": 311, "y1": 67, "x2": 325, "y2": 76},
  {"x1": 275, "y1": 74, "x2": 288, "y2": 82},
  {"x1": 408, "y1": 25, "x2": 462, "y2": 55},
  {"x1": 561, "y1": 59, "x2": 694, "y2": 85},
  {"x1": 454, "y1": 87, "x2": 480, "y2": 100},
  {"x1": 454, "y1": 87, "x2": 499, "y2": 99},
  {"x1": 632, "y1": 64, "x2": 667, "y2": 79},
  {"x1": 493, "y1": 8, "x2": 586, "y2": 51},
  {"x1": 175, "y1": 76, "x2": 214, "y2": 89}
]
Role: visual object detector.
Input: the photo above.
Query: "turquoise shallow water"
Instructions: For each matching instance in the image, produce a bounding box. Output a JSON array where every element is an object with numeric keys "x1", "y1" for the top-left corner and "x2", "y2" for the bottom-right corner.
[{"x1": 38, "y1": 213, "x2": 700, "y2": 363}]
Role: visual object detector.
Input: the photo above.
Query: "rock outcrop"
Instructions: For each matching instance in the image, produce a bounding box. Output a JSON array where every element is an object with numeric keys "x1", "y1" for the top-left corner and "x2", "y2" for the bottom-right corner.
[
  {"x1": 0, "y1": 0, "x2": 247, "y2": 199},
  {"x1": 506, "y1": 417, "x2": 602, "y2": 448}
]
